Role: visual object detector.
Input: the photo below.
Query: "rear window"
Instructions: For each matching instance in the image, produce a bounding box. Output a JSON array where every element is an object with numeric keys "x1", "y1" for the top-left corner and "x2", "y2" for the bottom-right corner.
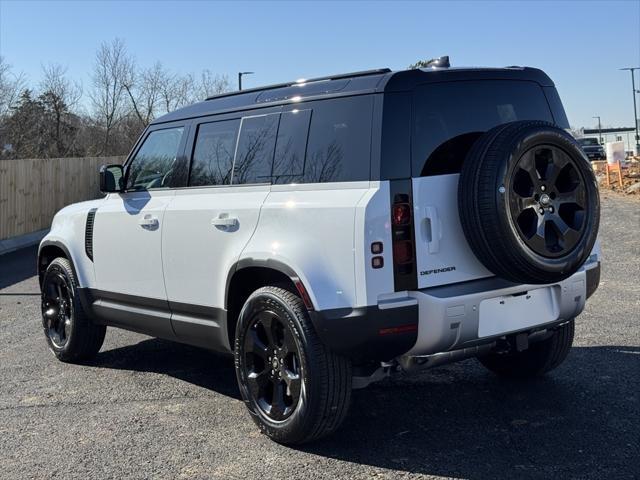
[{"x1": 412, "y1": 80, "x2": 554, "y2": 176}]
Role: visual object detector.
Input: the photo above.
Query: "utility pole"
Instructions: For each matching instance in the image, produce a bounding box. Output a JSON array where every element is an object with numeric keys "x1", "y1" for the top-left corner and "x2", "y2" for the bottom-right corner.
[
  {"x1": 620, "y1": 67, "x2": 640, "y2": 155},
  {"x1": 593, "y1": 116, "x2": 602, "y2": 144},
  {"x1": 238, "y1": 71, "x2": 254, "y2": 91}
]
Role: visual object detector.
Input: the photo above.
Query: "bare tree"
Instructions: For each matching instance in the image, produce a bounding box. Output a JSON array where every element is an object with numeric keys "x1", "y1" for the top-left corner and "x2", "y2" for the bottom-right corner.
[
  {"x1": 124, "y1": 61, "x2": 170, "y2": 127},
  {"x1": 193, "y1": 69, "x2": 231, "y2": 100},
  {"x1": 89, "y1": 38, "x2": 134, "y2": 155},
  {"x1": 39, "y1": 63, "x2": 83, "y2": 156},
  {"x1": 0, "y1": 56, "x2": 26, "y2": 118}
]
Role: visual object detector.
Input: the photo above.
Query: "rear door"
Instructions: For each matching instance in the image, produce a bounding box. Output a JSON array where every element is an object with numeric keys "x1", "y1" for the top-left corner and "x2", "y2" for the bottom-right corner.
[
  {"x1": 411, "y1": 80, "x2": 556, "y2": 288},
  {"x1": 162, "y1": 108, "x2": 280, "y2": 349}
]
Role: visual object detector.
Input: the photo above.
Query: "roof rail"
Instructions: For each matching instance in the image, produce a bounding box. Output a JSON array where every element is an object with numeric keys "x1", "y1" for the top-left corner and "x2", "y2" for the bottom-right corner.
[{"x1": 205, "y1": 68, "x2": 392, "y2": 101}]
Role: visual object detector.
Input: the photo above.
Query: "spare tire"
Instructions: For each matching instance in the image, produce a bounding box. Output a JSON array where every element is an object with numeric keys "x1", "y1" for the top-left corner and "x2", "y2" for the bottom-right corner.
[{"x1": 458, "y1": 121, "x2": 600, "y2": 284}]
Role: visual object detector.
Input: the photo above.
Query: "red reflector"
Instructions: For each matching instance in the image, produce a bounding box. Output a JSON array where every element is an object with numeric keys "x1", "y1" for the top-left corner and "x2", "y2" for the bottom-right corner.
[
  {"x1": 371, "y1": 256, "x2": 384, "y2": 269},
  {"x1": 378, "y1": 324, "x2": 418, "y2": 336},
  {"x1": 294, "y1": 280, "x2": 314, "y2": 310},
  {"x1": 392, "y1": 203, "x2": 411, "y2": 226},
  {"x1": 371, "y1": 241, "x2": 383, "y2": 254},
  {"x1": 393, "y1": 240, "x2": 413, "y2": 264}
]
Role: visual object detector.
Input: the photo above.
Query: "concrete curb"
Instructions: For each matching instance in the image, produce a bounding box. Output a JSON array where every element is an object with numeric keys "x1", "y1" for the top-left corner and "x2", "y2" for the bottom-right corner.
[{"x1": 0, "y1": 229, "x2": 49, "y2": 256}]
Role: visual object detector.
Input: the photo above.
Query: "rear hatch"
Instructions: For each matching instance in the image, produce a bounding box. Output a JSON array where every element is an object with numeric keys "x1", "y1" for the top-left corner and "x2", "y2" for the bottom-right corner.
[{"x1": 410, "y1": 79, "x2": 564, "y2": 288}]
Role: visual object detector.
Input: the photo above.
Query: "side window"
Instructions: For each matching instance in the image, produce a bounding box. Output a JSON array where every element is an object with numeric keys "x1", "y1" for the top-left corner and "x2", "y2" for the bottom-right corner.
[
  {"x1": 273, "y1": 109, "x2": 311, "y2": 184},
  {"x1": 189, "y1": 119, "x2": 240, "y2": 187},
  {"x1": 303, "y1": 96, "x2": 372, "y2": 183},
  {"x1": 232, "y1": 113, "x2": 279, "y2": 185},
  {"x1": 126, "y1": 127, "x2": 184, "y2": 190}
]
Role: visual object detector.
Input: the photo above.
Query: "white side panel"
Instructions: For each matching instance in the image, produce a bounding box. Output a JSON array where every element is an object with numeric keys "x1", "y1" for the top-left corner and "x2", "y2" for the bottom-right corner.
[
  {"x1": 354, "y1": 181, "x2": 395, "y2": 306},
  {"x1": 412, "y1": 174, "x2": 492, "y2": 288},
  {"x1": 93, "y1": 191, "x2": 174, "y2": 299},
  {"x1": 243, "y1": 182, "x2": 370, "y2": 311},
  {"x1": 162, "y1": 185, "x2": 269, "y2": 309},
  {"x1": 41, "y1": 198, "x2": 106, "y2": 288}
]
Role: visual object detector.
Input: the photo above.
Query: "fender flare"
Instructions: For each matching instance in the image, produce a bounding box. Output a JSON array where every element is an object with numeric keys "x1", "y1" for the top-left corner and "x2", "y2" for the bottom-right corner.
[
  {"x1": 224, "y1": 257, "x2": 314, "y2": 310},
  {"x1": 38, "y1": 240, "x2": 78, "y2": 287}
]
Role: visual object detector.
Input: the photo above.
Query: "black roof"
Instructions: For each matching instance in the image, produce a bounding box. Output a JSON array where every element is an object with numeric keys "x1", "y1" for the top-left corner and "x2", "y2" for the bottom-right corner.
[{"x1": 151, "y1": 66, "x2": 555, "y2": 125}]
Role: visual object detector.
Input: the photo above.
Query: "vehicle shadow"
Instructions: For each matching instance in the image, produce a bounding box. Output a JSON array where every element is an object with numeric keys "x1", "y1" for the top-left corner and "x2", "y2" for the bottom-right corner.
[
  {"x1": 91, "y1": 337, "x2": 241, "y2": 400},
  {"x1": 92, "y1": 339, "x2": 639, "y2": 479},
  {"x1": 0, "y1": 245, "x2": 37, "y2": 290}
]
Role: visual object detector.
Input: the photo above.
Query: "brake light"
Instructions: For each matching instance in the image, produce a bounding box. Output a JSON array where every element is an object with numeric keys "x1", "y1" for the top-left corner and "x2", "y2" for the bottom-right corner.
[
  {"x1": 392, "y1": 203, "x2": 411, "y2": 226},
  {"x1": 390, "y1": 181, "x2": 417, "y2": 291}
]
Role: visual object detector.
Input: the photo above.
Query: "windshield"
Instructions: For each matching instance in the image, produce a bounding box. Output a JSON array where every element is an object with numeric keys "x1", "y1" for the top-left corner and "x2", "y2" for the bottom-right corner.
[{"x1": 578, "y1": 138, "x2": 600, "y2": 146}]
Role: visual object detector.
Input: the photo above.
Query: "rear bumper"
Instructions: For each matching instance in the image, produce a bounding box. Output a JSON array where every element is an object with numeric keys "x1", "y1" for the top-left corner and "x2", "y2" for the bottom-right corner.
[
  {"x1": 404, "y1": 262, "x2": 599, "y2": 356},
  {"x1": 311, "y1": 262, "x2": 600, "y2": 361},
  {"x1": 309, "y1": 304, "x2": 419, "y2": 362}
]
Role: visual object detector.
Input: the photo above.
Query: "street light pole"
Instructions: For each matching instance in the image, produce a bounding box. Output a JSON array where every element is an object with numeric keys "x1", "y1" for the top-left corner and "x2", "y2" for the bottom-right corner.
[
  {"x1": 620, "y1": 67, "x2": 640, "y2": 155},
  {"x1": 593, "y1": 116, "x2": 602, "y2": 144},
  {"x1": 238, "y1": 71, "x2": 254, "y2": 91}
]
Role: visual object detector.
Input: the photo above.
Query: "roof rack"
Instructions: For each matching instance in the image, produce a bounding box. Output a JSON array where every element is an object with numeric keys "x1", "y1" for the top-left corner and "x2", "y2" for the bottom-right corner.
[{"x1": 205, "y1": 68, "x2": 392, "y2": 101}]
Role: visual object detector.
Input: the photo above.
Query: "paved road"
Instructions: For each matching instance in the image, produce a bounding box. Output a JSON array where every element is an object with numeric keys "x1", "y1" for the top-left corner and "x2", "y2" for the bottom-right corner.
[{"x1": 0, "y1": 193, "x2": 638, "y2": 480}]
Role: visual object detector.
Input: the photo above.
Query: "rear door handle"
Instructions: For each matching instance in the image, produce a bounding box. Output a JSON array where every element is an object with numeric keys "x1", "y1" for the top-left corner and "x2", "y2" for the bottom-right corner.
[
  {"x1": 423, "y1": 206, "x2": 440, "y2": 253},
  {"x1": 211, "y1": 213, "x2": 238, "y2": 229},
  {"x1": 139, "y1": 214, "x2": 159, "y2": 229}
]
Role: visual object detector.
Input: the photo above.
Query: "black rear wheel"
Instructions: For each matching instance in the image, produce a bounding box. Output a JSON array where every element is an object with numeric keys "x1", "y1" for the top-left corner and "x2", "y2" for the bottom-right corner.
[
  {"x1": 478, "y1": 320, "x2": 575, "y2": 378},
  {"x1": 235, "y1": 286, "x2": 352, "y2": 444}
]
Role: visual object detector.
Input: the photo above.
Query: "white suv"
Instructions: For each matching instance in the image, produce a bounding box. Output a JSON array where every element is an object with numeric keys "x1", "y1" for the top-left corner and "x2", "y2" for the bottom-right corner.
[{"x1": 38, "y1": 66, "x2": 601, "y2": 444}]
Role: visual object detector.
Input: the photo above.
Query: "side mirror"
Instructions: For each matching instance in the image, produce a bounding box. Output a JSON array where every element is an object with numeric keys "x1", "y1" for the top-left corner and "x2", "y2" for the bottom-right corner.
[{"x1": 99, "y1": 164, "x2": 124, "y2": 193}]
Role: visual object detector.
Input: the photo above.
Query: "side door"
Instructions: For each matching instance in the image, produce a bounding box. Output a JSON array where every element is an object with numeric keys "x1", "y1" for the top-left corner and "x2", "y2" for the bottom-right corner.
[
  {"x1": 162, "y1": 108, "x2": 280, "y2": 350},
  {"x1": 91, "y1": 122, "x2": 189, "y2": 337}
]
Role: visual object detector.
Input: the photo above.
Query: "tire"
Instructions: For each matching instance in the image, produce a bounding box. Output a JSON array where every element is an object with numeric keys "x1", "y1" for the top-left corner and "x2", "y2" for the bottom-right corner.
[
  {"x1": 477, "y1": 320, "x2": 575, "y2": 378},
  {"x1": 41, "y1": 257, "x2": 106, "y2": 362},
  {"x1": 234, "y1": 286, "x2": 352, "y2": 444},
  {"x1": 459, "y1": 121, "x2": 600, "y2": 284}
]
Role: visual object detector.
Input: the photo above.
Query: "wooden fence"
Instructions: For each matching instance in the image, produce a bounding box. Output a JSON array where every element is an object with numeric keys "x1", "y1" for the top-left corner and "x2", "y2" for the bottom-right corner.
[{"x1": 0, "y1": 156, "x2": 125, "y2": 241}]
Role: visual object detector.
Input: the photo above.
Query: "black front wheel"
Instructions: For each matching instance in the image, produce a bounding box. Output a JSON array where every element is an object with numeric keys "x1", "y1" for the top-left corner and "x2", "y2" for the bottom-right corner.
[
  {"x1": 41, "y1": 257, "x2": 106, "y2": 362},
  {"x1": 234, "y1": 287, "x2": 352, "y2": 444}
]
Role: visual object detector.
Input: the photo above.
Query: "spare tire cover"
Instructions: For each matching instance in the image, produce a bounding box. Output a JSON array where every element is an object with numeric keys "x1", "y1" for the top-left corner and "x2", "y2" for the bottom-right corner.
[{"x1": 458, "y1": 121, "x2": 600, "y2": 284}]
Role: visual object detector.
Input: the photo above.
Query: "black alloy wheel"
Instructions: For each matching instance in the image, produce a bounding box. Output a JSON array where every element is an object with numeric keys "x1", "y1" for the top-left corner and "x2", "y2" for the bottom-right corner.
[
  {"x1": 243, "y1": 310, "x2": 302, "y2": 421},
  {"x1": 42, "y1": 270, "x2": 74, "y2": 348},
  {"x1": 509, "y1": 145, "x2": 588, "y2": 258},
  {"x1": 235, "y1": 287, "x2": 352, "y2": 444},
  {"x1": 40, "y1": 257, "x2": 106, "y2": 362},
  {"x1": 459, "y1": 121, "x2": 600, "y2": 284}
]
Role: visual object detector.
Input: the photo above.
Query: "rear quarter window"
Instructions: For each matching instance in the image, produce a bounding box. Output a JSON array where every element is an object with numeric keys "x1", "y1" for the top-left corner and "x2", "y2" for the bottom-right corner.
[
  {"x1": 300, "y1": 96, "x2": 373, "y2": 184},
  {"x1": 412, "y1": 80, "x2": 554, "y2": 177}
]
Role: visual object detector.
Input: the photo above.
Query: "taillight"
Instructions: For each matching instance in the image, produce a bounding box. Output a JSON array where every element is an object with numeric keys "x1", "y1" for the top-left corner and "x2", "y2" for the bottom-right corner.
[
  {"x1": 393, "y1": 240, "x2": 413, "y2": 264},
  {"x1": 390, "y1": 180, "x2": 417, "y2": 291},
  {"x1": 392, "y1": 203, "x2": 411, "y2": 226}
]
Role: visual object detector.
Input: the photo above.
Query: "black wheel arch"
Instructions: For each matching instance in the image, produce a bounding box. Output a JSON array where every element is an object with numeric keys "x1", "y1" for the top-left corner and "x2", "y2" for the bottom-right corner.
[
  {"x1": 38, "y1": 241, "x2": 76, "y2": 289},
  {"x1": 225, "y1": 259, "x2": 314, "y2": 351}
]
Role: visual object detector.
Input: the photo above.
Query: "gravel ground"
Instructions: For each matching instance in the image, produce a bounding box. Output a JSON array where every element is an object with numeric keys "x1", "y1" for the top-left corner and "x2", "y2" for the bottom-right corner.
[{"x1": 0, "y1": 193, "x2": 638, "y2": 480}]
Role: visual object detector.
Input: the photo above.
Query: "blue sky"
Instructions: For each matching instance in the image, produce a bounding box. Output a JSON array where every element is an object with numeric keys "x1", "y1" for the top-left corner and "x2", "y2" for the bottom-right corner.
[{"x1": 1, "y1": 0, "x2": 639, "y2": 128}]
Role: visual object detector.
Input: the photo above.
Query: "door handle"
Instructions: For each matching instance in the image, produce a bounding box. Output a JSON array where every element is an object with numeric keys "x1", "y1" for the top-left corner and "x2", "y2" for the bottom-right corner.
[
  {"x1": 423, "y1": 206, "x2": 441, "y2": 253},
  {"x1": 211, "y1": 213, "x2": 238, "y2": 229},
  {"x1": 139, "y1": 214, "x2": 159, "y2": 229}
]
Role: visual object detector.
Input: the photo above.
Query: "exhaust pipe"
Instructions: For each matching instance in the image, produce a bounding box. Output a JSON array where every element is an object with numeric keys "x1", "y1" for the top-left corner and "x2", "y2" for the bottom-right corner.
[{"x1": 398, "y1": 343, "x2": 496, "y2": 371}]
